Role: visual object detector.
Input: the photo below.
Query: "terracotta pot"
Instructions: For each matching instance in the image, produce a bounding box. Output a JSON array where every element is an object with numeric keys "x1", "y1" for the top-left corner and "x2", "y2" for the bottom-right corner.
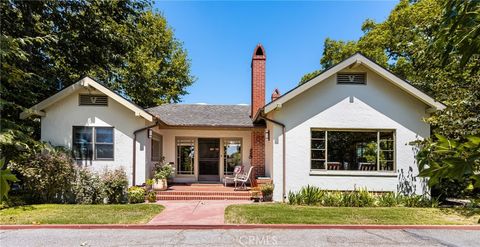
[{"x1": 153, "y1": 178, "x2": 168, "y2": 191}]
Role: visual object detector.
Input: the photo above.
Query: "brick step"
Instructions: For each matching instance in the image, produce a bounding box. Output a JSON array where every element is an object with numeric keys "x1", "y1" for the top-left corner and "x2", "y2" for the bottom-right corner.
[
  {"x1": 156, "y1": 195, "x2": 252, "y2": 201},
  {"x1": 156, "y1": 191, "x2": 252, "y2": 196}
]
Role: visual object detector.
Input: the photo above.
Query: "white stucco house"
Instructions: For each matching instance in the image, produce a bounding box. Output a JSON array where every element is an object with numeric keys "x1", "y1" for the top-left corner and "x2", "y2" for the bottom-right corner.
[{"x1": 21, "y1": 45, "x2": 445, "y2": 201}]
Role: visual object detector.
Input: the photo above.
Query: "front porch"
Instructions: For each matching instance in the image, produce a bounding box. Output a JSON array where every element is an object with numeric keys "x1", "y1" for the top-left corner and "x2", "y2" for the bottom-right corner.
[{"x1": 156, "y1": 183, "x2": 253, "y2": 201}]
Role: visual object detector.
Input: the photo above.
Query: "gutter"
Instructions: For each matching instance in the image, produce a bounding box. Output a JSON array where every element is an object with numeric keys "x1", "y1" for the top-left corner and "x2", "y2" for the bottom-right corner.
[
  {"x1": 258, "y1": 113, "x2": 287, "y2": 202},
  {"x1": 132, "y1": 121, "x2": 159, "y2": 186}
]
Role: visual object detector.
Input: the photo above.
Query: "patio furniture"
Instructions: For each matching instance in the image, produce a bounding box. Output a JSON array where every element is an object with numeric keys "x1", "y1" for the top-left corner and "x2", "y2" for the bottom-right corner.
[
  {"x1": 223, "y1": 165, "x2": 243, "y2": 186},
  {"x1": 234, "y1": 166, "x2": 254, "y2": 191},
  {"x1": 359, "y1": 162, "x2": 376, "y2": 171},
  {"x1": 327, "y1": 162, "x2": 341, "y2": 170}
]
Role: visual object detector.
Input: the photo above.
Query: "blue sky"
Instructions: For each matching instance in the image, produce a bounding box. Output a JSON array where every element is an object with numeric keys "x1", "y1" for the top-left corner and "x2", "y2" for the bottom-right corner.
[{"x1": 155, "y1": 1, "x2": 398, "y2": 105}]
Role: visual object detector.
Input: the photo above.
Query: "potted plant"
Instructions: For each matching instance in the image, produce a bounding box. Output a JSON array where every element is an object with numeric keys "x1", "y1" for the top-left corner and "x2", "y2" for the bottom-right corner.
[
  {"x1": 146, "y1": 191, "x2": 157, "y2": 203},
  {"x1": 145, "y1": 179, "x2": 155, "y2": 191},
  {"x1": 260, "y1": 183, "x2": 274, "y2": 202},
  {"x1": 251, "y1": 187, "x2": 261, "y2": 202},
  {"x1": 152, "y1": 161, "x2": 174, "y2": 191}
]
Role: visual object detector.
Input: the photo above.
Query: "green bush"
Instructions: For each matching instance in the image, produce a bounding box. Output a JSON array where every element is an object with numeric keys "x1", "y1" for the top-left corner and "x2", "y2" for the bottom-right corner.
[
  {"x1": 377, "y1": 192, "x2": 400, "y2": 207},
  {"x1": 9, "y1": 146, "x2": 76, "y2": 203},
  {"x1": 146, "y1": 191, "x2": 157, "y2": 203},
  {"x1": 102, "y1": 168, "x2": 128, "y2": 204},
  {"x1": 127, "y1": 186, "x2": 146, "y2": 204},
  {"x1": 260, "y1": 183, "x2": 274, "y2": 201},
  {"x1": 288, "y1": 185, "x2": 439, "y2": 208},
  {"x1": 322, "y1": 192, "x2": 343, "y2": 207},
  {"x1": 72, "y1": 168, "x2": 105, "y2": 204}
]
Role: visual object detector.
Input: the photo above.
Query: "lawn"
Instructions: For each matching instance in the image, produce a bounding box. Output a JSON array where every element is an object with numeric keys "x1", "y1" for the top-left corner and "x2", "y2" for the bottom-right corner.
[
  {"x1": 225, "y1": 204, "x2": 480, "y2": 225},
  {"x1": 0, "y1": 204, "x2": 164, "y2": 225}
]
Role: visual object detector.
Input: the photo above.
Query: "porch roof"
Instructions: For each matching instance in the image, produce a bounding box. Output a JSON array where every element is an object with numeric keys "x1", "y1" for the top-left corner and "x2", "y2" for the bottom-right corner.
[{"x1": 146, "y1": 104, "x2": 254, "y2": 128}]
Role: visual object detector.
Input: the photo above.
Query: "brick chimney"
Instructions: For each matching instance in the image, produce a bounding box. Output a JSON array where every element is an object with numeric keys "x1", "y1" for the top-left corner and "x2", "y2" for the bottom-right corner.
[
  {"x1": 251, "y1": 44, "x2": 266, "y2": 117},
  {"x1": 271, "y1": 88, "x2": 281, "y2": 102},
  {"x1": 250, "y1": 44, "x2": 266, "y2": 177}
]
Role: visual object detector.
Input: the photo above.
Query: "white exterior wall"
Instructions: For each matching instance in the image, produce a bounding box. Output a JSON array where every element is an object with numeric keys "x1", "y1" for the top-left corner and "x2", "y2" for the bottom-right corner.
[
  {"x1": 151, "y1": 127, "x2": 252, "y2": 183},
  {"x1": 268, "y1": 66, "x2": 430, "y2": 201},
  {"x1": 40, "y1": 88, "x2": 150, "y2": 185}
]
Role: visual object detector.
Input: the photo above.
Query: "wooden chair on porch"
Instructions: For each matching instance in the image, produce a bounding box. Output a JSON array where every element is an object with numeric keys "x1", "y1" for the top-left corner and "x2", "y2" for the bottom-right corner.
[{"x1": 234, "y1": 166, "x2": 254, "y2": 191}]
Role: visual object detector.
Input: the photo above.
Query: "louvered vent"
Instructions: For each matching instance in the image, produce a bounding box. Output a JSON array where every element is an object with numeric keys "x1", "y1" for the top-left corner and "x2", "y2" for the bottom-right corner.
[
  {"x1": 79, "y1": 95, "x2": 108, "y2": 106},
  {"x1": 337, "y1": 73, "x2": 366, "y2": 84}
]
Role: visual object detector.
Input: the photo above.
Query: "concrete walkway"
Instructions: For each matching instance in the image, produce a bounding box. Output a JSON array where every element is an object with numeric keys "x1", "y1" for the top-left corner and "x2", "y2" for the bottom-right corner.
[{"x1": 148, "y1": 200, "x2": 252, "y2": 225}]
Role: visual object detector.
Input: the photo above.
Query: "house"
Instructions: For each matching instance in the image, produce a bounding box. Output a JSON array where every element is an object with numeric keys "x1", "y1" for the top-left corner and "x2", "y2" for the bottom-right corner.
[{"x1": 21, "y1": 44, "x2": 445, "y2": 202}]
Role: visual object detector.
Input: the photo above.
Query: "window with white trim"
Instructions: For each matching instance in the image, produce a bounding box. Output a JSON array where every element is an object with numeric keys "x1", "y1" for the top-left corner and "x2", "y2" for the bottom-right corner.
[
  {"x1": 310, "y1": 130, "x2": 395, "y2": 171},
  {"x1": 73, "y1": 126, "x2": 114, "y2": 160},
  {"x1": 176, "y1": 138, "x2": 195, "y2": 175}
]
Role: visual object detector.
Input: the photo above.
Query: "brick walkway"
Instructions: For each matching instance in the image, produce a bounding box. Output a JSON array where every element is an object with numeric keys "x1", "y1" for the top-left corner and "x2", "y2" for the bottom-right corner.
[{"x1": 148, "y1": 200, "x2": 252, "y2": 225}]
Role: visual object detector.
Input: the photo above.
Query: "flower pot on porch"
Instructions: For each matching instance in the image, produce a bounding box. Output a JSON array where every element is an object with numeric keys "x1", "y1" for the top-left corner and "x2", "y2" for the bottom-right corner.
[{"x1": 153, "y1": 178, "x2": 168, "y2": 191}]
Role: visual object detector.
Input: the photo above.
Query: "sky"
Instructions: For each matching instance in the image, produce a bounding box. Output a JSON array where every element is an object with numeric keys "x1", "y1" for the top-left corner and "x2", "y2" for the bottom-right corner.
[{"x1": 155, "y1": 1, "x2": 398, "y2": 105}]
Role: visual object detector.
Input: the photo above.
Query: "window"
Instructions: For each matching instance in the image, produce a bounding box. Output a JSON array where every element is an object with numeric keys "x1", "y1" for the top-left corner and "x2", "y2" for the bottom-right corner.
[
  {"x1": 176, "y1": 138, "x2": 195, "y2": 175},
  {"x1": 73, "y1": 127, "x2": 114, "y2": 160},
  {"x1": 79, "y1": 95, "x2": 108, "y2": 106},
  {"x1": 337, "y1": 73, "x2": 366, "y2": 84},
  {"x1": 224, "y1": 139, "x2": 242, "y2": 175},
  {"x1": 311, "y1": 130, "x2": 395, "y2": 171},
  {"x1": 151, "y1": 134, "x2": 162, "y2": 161}
]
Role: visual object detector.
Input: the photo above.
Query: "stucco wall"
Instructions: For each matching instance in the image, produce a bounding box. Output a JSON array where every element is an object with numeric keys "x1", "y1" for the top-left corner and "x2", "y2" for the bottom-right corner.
[
  {"x1": 268, "y1": 65, "x2": 430, "y2": 201},
  {"x1": 40, "y1": 88, "x2": 150, "y2": 185},
  {"x1": 152, "y1": 127, "x2": 252, "y2": 183}
]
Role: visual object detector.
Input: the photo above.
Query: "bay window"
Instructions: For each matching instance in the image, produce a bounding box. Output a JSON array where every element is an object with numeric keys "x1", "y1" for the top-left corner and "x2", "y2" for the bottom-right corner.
[{"x1": 311, "y1": 129, "x2": 395, "y2": 171}]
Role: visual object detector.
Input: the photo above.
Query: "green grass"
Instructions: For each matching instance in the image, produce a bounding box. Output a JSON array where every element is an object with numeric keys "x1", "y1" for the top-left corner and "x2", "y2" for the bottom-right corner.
[
  {"x1": 0, "y1": 204, "x2": 164, "y2": 225},
  {"x1": 225, "y1": 204, "x2": 480, "y2": 225}
]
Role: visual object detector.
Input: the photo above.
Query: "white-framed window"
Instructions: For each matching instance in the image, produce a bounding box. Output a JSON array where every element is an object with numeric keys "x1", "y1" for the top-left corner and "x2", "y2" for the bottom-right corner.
[
  {"x1": 73, "y1": 126, "x2": 114, "y2": 160},
  {"x1": 310, "y1": 129, "x2": 395, "y2": 171},
  {"x1": 151, "y1": 134, "x2": 162, "y2": 161},
  {"x1": 223, "y1": 138, "x2": 242, "y2": 175},
  {"x1": 176, "y1": 138, "x2": 195, "y2": 175}
]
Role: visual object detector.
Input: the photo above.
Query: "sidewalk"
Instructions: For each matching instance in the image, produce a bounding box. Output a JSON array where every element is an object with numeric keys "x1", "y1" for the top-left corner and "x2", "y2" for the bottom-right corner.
[{"x1": 147, "y1": 200, "x2": 252, "y2": 225}]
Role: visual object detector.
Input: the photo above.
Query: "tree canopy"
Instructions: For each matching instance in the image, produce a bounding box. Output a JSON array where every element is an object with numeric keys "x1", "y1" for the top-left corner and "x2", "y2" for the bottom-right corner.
[
  {"x1": 300, "y1": 0, "x2": 479, "y2": 139},
  {"x1": 1, "y1": 0, "x2": 195, "y2": 139}
]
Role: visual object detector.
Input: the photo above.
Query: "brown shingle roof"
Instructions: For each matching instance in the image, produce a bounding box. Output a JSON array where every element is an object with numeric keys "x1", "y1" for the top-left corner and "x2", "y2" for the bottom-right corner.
[{"x1": 145, "y1": 104, "x2": 254, "y2": 127}]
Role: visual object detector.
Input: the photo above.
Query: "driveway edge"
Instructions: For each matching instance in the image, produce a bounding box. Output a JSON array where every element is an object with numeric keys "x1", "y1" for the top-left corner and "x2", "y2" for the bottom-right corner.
[{"x1": 1, "y1": 224, "x2": 479, "y2": 230}]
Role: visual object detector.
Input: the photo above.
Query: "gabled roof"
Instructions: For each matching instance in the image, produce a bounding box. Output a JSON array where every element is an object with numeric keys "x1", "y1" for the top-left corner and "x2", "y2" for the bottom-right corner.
[
  {"x1": 20, "y1": 76, "x2": 154, "y2": 122},
  {"x1": 264, "y1": 53, "x2": 446, "y2": 114},
  {"x1": 146, "y1": 104, "x2": 254, "y2": 128}
]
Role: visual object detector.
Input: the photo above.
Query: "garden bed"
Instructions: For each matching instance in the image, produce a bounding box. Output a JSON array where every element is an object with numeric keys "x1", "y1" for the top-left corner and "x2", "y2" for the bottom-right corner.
[
  {"x1": 0, "y1": 204, "x2": 164, "y2": 225},
  {"x1": 225, "y1": 204, "x2": 480, "y2": 225}
]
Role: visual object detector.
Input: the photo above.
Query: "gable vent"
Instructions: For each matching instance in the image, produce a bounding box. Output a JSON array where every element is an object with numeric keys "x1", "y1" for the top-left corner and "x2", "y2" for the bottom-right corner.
[
  {"x1": 337, "y1": 73, "x2": 366, "y2": 84},
  {"x1": 79, "y1": 95, "x2": 108, "y2": 106}
]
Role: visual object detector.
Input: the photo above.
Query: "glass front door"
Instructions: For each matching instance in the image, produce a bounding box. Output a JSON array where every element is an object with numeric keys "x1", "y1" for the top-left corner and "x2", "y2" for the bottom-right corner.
[{"x1": 198, "y1": 138, "x2": 220, "y2": 181}]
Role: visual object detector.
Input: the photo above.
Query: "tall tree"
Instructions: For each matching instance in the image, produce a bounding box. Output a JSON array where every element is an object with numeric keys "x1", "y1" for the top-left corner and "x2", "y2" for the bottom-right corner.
[
  {"x1": 300, "y1": 0, "x2": 480, "y2": 139},
  {"x1": 0, "y1": 0, "x2": 195, "y2": 139}
]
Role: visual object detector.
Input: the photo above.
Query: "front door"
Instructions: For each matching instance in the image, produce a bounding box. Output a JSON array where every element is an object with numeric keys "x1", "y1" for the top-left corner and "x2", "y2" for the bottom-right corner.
[{"x1": 198, "y1": 138, "x2": 220, "y2": 181}]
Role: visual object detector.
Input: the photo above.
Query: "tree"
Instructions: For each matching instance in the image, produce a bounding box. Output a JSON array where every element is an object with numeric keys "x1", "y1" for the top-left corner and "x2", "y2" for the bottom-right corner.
[
  {"x1": 0, "y1": 0, "x2": 195, "y2": 143},
  {"x1": 300, "y1": 0, "x2": 480, "y2": 139}
]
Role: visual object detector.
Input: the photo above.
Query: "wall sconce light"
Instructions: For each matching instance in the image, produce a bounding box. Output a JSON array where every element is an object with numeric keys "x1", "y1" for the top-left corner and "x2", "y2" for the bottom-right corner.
[
  {"x1": 148, "y1": 129, "x2": 153, "y2": 139},
  {"x1": 265, "y1": 130, "x2": 270, "y2": 141}
]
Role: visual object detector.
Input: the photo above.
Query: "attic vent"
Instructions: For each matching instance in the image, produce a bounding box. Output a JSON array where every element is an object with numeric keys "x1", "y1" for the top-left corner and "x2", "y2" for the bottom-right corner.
[
  {"x1": 79, "y1": 95, "x2": 108, "y2": 106},
  {"x1": 337, "y1": 73, "x2": 366, "y2": 84}
]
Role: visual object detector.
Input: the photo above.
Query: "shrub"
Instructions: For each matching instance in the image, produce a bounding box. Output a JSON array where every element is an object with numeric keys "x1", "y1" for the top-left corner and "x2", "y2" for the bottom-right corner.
[
  {"x1": 9, "y1": 146, "x2": 76, "y2": 203},
  {"x1": 102, "y1": 168, "x2": 128, "y2": 204},
  {"x1": 342, "y1": 188, "x2": 375, "y2": 207},
  {"x1": 260, "y1": 183, "x2": 274, "y2": 201},
  {"x1": 146, "y1": 191, "x2": 157, "y2": 203},
  {"x1": 72, "y1": 168, "x2": 105, "y2": 204},
  {"x1": 127, "y1": 186, "x2": 146, "y2": 204},
  {"x1": 322, "y1": 192, "x2": 343, "y2": 207},
  {"x1": 377, "y1": 192, "x2": 400, "y2": 207},
  {"x1": 300, "y1": 185, "x2": 323, "y2": 205},
  {"x1": 288, "y1": 191, "x2": 300, "y2": 205}
]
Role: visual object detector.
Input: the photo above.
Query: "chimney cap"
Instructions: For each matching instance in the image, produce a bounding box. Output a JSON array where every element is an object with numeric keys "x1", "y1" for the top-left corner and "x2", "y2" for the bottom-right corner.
[{"x1": 253, "y1": 44, "x2": 266, "y2": 59}]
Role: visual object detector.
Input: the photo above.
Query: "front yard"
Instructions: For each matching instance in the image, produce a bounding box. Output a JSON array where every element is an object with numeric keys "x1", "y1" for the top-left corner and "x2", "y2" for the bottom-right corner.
[
  {"x1": 0, "y1": 204, "x2": 164, "y2": 225},
  {"x1": 225, "y1": 204, "x2": 480, "y2": 225}
]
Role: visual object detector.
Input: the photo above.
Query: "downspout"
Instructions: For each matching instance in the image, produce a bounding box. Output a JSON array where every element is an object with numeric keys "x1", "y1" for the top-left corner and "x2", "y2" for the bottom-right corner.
[
  {"x1": 132, "y1": 121, "x2": 158, "y2": 186},
  {"x1": 258, "y1": 113, "x2": 286, "y2": 202}
]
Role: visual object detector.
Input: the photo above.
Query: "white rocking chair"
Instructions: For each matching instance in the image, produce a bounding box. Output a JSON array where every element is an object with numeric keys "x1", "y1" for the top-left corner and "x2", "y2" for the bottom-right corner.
[{"x1": 234, "y1": 166, "x2": 254, "y2": 191}]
